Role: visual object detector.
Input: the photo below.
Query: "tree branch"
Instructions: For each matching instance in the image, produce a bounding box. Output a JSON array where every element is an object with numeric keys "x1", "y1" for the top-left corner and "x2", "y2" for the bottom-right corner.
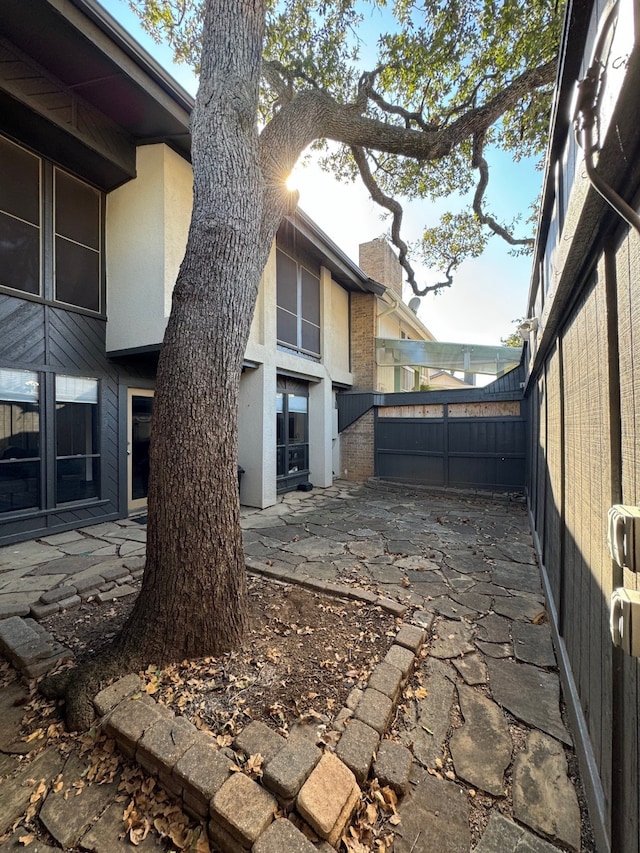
[
  {"x1": 358, "y1": 68, "x2": 436, "y2": 131},
  {"x1": 471, "y1": 132, "x2": 534, "y2": 247},
  {"x1": 444, "y1": 59, "x2": 556, "y2": 147},
  {"x1": 260, "y1": 57, "x2": 556, "y2": 169},
  {"x1": 440, "y1": 73, "x2": 499, "y2": 126},
  {"x1": 257, "y1": 57, "x2": 554, "y2": 280},
  {"x1": 351, "y1": 146, "x2": 453, "y2": 295},
  {"x1": 261, "y1": 58, "x2": 321, "y2": 105}
]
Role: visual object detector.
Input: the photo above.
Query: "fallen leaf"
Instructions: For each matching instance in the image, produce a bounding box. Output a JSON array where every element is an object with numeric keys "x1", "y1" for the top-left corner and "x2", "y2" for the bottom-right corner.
[
  {"x1": 24, "y1": 729, "x2": 44, "y2": 743},
  {"x1": 245, "y1": 753, "x2": 264, "y2": 778},
  {"x1": 129, "y1": 820, "x2": 150, "y2": 846},
  {"x1": 169, "y1": 820, "x2": 189, "y2": 848},
  {"x1": 29, "y1": 781, "x2": 47, "y2": 804}
]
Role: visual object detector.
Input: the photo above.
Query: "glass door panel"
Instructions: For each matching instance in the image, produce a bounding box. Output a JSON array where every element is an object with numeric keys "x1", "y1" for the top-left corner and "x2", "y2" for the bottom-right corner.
[
  {"x1": 276, "y1": 381, "x2": 309, "y2": 492},
  {"x1": 128, "y1": 389, "x2": 153, "y2": 512}
]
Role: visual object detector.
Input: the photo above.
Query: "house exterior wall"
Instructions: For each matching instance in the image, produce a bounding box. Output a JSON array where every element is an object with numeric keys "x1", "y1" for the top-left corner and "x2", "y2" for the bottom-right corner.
[
  {"x1": 0, "y1": 0, "x2": 381, "y2": 539},
  {"x1": 106, "y1": 144, "x2": 193, "y2": 353},
  {"x1": 0, "y1": 127, "x2": 161, "y2": 545},
  {"x1": 524, "y1": 1, "x2": 640, "y2": 849},
  {"x1": 108, "y1": 154, "x2": 355, "y2": 510},
  {"x1": 240, "y1": 246, "x2": 353, "y2": 507},
  {"x1": 349, "y1": 292, "x2": 378, "y2": 391}
]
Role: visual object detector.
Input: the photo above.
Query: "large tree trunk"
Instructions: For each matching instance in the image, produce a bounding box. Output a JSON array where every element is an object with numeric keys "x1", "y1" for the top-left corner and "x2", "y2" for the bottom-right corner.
[
  {"x1": 43, "y1": 0, "x2": 288, "y2": 730},
  {"x1": 116, "y1": 0, "x2": 272, "y2": 663}
]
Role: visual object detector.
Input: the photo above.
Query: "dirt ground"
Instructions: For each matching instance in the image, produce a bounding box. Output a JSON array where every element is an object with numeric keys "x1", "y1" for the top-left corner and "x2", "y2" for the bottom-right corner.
[{"x1": 43, "y1": 575, "x2": 398, "y2": 738}]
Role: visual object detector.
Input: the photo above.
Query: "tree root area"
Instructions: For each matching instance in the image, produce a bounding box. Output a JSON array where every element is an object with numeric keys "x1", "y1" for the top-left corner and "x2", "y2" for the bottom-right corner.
[{"x1": 42, "y1": 575, "x2": 397, "y2": 736}]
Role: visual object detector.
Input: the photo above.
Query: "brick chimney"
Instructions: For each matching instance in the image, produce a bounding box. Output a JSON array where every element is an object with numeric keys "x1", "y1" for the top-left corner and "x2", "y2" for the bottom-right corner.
[{"x1": 358, "y1": 238, "x2": 403, "y2": 298}]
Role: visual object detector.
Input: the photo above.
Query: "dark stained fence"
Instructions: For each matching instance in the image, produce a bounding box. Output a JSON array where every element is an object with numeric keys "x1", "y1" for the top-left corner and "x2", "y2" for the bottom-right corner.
[
  {"x1": 354, "y1": 365, "x2": 527, "y2": 492},
  {"x1": 528, "y1": 235, "x2": 640, "y2": 853},
  {"x1": 338, "y1": 367, "x2": 527, "y2": 493},
  {"x1": 375, "y1": 402, "x2": 526, "y2": 491}
]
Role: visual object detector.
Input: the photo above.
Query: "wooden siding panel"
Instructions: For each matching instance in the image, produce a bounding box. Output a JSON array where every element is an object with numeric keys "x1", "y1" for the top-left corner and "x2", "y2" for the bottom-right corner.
[
  {"x1": 100, "y1": 375, "x2": 120, "y2": 506},
  {"x1": 483, "y1": 363, "x2": 525, "y2": 394},
  {"x1": 48, "y1": 308, "x2": 108, "y2": 374},
  {"x1": 448, "y1": 401, "x2": 521, "y2": 417},
  {"x1": 527, "y1": 383, "x2": 540, "y2": 532},
  {"x1": 0, "y1": 296, "x2": 46, "y2": 365},
  {"x1": 561, "y1": 302, "x2": 582, "y2": 701},
  {"x1": 535, "y1": 376, "x2": 547, "y2": 538},
  {"x1": 379, "y1": 404, "x2": 443, "y2": 418},
  {"x1": 562, "y1": 274, "x2": 613, "y2": 816}
]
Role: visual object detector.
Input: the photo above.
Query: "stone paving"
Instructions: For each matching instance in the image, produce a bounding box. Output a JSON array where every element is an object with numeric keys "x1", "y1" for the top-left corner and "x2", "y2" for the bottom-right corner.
[{"x1": 0, "y1": 480, "x2": 587, "y2": 852}]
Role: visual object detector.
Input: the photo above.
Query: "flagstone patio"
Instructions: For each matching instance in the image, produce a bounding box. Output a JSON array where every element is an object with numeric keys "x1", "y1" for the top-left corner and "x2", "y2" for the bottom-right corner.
[{"x1": 0, "y1": 480, "x2": 592, "y2": 852}]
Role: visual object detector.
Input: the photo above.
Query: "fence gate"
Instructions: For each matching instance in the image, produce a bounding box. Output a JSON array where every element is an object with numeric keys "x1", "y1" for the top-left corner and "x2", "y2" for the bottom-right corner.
[{"x1": 375, "y1": 399, "x2": 526, "y2": 491}]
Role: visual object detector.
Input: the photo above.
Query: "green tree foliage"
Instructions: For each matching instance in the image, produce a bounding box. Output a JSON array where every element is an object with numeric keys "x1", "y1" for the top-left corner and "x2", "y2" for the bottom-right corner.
[
  {"x1": 129, "y1": 0, "x2": 561, "y2": 292},
  {"x1": 501, "y1": 318, "x2": 525, "y2": 346}
]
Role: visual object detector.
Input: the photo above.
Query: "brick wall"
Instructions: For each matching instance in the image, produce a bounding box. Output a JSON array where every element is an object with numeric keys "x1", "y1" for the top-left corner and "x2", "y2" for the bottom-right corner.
[
  {"x1": 350, "y1": 292, "x2": 377, "y2": 391},
  {"x1": 342, "y1": 239, "x2": 405, "y2": 479},
  {"x1": 340, "y1": 410, "x2": 375, "y2": 481},
  {"x1": 359, "y1": 239, "x2": 403, "y2": 298}
]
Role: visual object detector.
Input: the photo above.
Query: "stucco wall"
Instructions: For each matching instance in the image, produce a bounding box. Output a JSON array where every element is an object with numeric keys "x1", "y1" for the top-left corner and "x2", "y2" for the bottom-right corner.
[
  {"x1": 108, "y1": 168, "x2": 353, "y2": 507},
  {"x1": 105, "y1": 144, "x2": 192, "y2": 352},
  {"x1": 240, "y1": 248, "x2": 354, "y2": 507},
  {"x1": 326, "y1": 276, "x2": 351, "y2": 378}
]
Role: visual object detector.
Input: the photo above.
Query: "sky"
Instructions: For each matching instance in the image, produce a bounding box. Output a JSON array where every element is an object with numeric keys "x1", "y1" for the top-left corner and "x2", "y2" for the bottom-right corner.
[{"x1": 99, "y1": 0, "x2": 542, "y2": 347}]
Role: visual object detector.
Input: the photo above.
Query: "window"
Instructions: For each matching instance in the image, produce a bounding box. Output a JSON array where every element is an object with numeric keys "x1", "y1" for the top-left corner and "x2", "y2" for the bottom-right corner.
[
  {"x1": 54, "y1": 170, "x2": 101, "y2": 311},
  {"x1": 276, "y1": 249, "x2": 320, "y2": 356},
  {"x1": 0, "y1": 369, "x2": 40, "y2": 513},
  {"x1": 401, "y1": 366, "x2": 418, "y2": 392},
  {"x1": 0, "y1": 135, "x2": 102, "y2": 312},
  {"x1": 0, "y1": 137, "x2": 40, "y2": 295},
  {"x1": 55, "y1": 376, "x2": 100, "y2": 504}
]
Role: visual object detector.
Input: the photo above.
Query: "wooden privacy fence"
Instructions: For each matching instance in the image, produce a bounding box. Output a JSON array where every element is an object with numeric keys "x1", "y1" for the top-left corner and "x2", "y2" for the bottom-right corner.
[
  {"x1": 375, "y1": 398, "x2": 525, "y2": 491},
  {"x1": 338, "y1": 365, "x2": 526, "y2": 492}
]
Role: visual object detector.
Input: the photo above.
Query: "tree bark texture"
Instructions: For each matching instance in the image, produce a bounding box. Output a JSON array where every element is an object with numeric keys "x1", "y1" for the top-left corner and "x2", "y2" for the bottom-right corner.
[{"x1": 116, "y1": 0, "x2": 281, "y2": 664}]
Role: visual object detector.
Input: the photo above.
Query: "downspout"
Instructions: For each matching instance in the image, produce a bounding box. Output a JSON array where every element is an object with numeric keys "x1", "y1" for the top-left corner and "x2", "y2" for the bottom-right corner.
[
  {"x1": 376, "y1": 290, "x2": 400, "y2": 321},
  {"x1": 573, "y1": 0, "x2": 640, "y2": 235}
]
